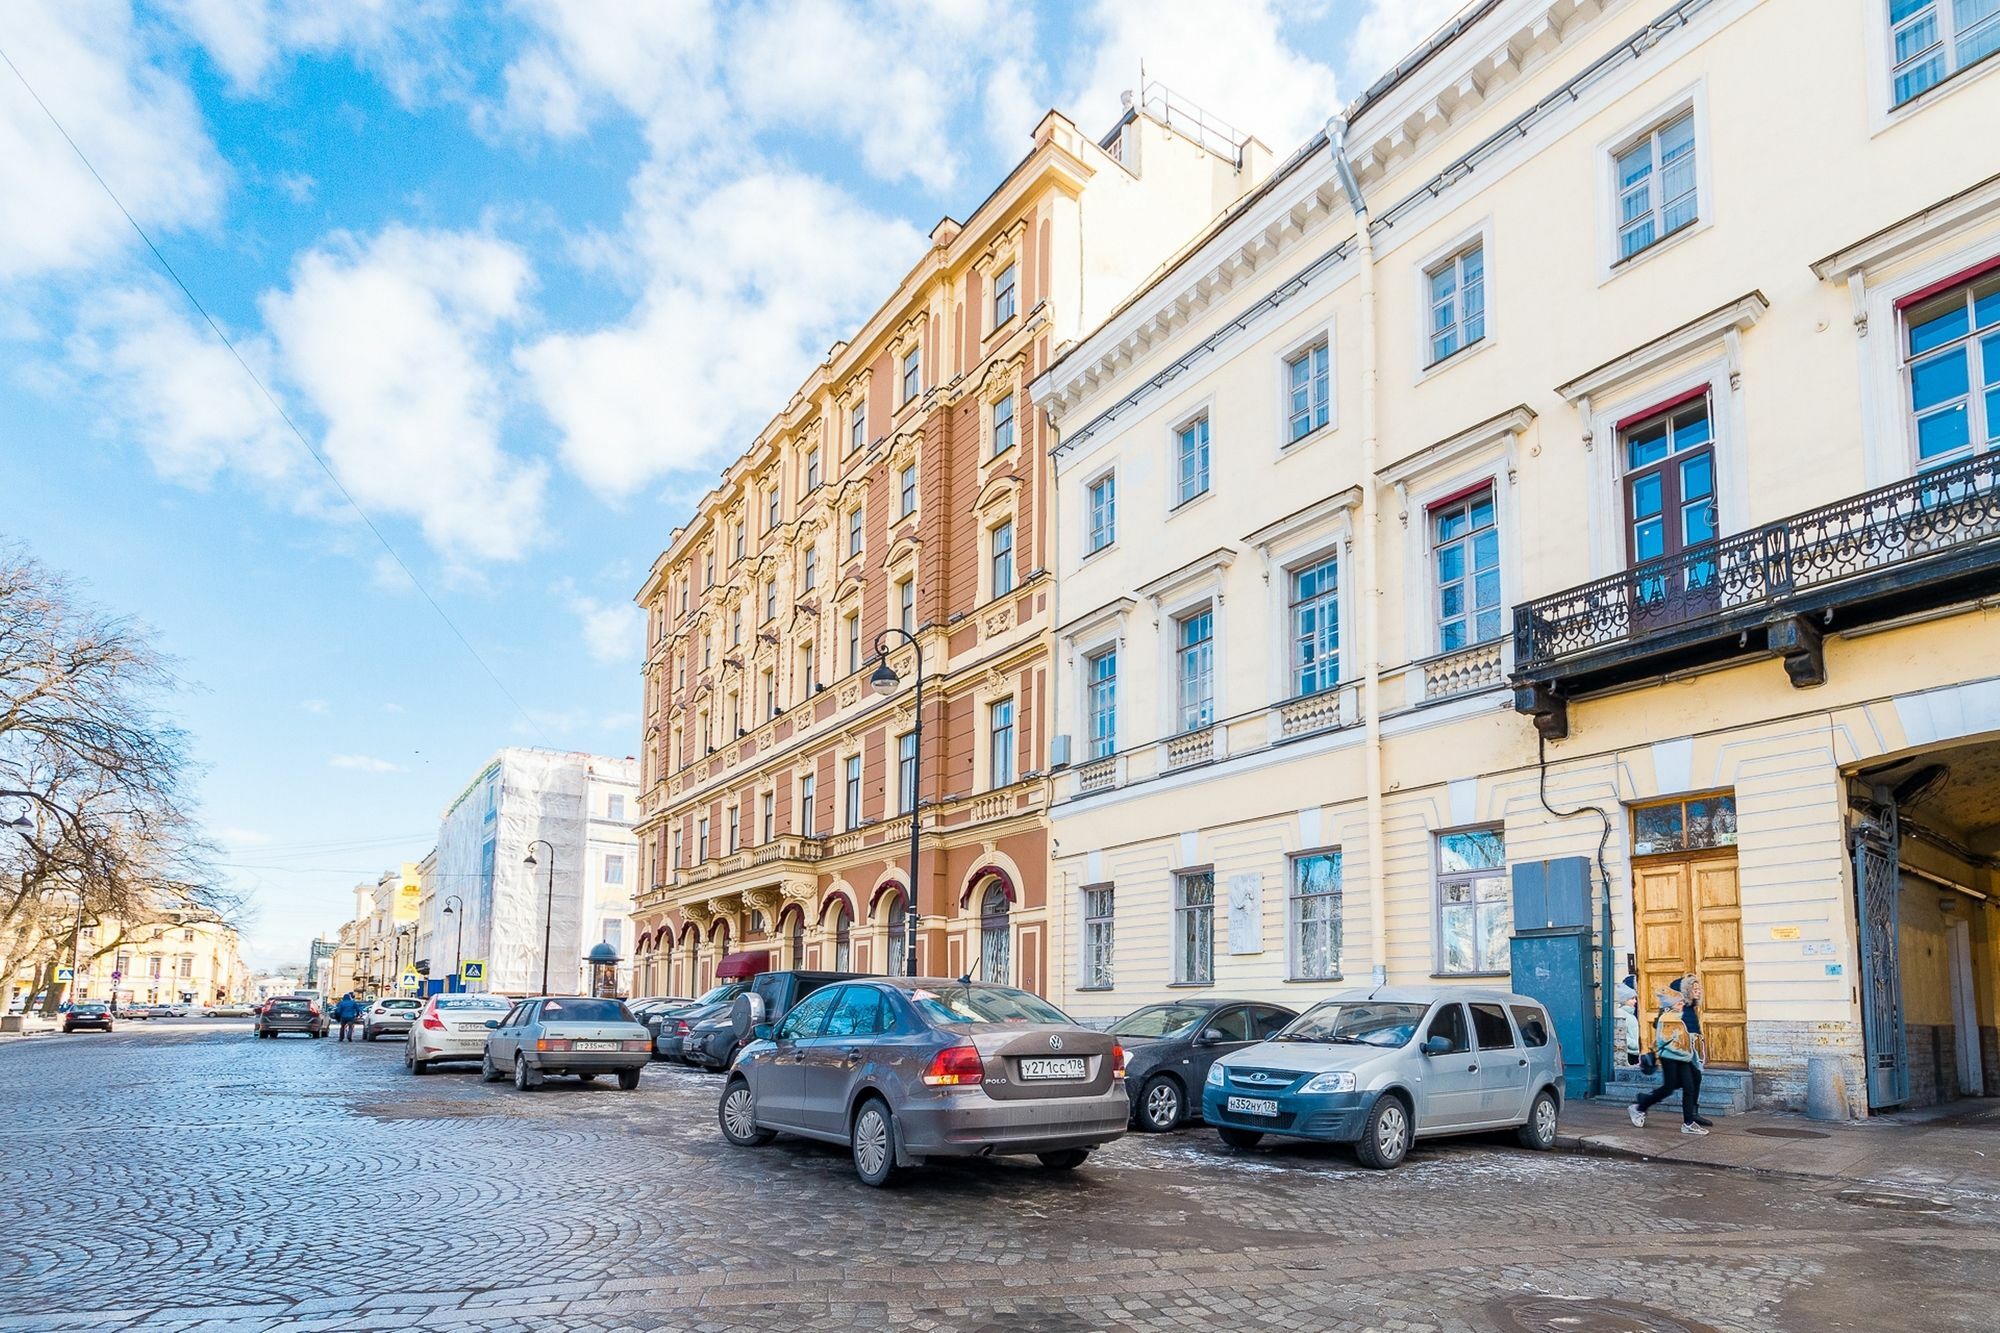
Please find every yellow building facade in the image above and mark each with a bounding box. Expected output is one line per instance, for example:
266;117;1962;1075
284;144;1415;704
72;912;248;1007
1034;0;2000;1113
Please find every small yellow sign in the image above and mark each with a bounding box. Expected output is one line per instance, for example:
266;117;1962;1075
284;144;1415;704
1770;925;1801;941
400;970;421;990
460;959;486;982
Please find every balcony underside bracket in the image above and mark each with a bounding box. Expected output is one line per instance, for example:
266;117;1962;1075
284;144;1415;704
1768;614;1826;689
1513;681;1568;741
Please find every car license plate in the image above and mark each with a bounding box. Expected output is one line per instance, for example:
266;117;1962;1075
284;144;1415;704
1226;1096;1279;1117
574;1040;617;1051
1019;1057;1086;1080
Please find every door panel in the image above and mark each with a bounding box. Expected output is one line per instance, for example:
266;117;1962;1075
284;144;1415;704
1633;854;1745;1070
1418;1002;1483;1131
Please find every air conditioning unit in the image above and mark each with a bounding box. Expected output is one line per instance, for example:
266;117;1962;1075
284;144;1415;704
1048;735;1072;770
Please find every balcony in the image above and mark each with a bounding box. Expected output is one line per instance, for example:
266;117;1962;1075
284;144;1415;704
1511;454;2000;739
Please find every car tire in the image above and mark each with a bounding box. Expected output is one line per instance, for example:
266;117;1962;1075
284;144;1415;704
1216;1126;1264;1150
513;1053;539;1092
719;1078;776;1146
1037;1149;1091;1170
617;1067;642;1091
1138;1074;1184;1132
480;1049;503;1083
850;1097;901;1188
411;1057;429;1075
1516;1089;1559;1151
1354;1094;1412;1170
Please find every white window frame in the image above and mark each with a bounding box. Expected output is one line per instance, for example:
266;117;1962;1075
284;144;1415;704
898;463;918;518
1429;485;1505;654
1085;469;1117;555
1286;551;1341;700
1080;884;1114;989
844;753;863;830
1084;644;1118;760
1172;602;1217;734
1172;868;1215;986
1279;327;1334;447
1433;826;1510;977
845;611;861;673
993;260;1019;328
896;732;917;813
1597;84;1712;280
848;400;867;455
1287;849;1343;982
988;697;1015;789
802;544;817;592
989;519;1015;599
991;391;1017;456
1868;0;2000;126
798;773;816;837
1173;410;1211;509
847;505;864;559
897;576;916;634
901;345;921;404
1898;262;2000;473
804;446;820;491
1414;218;1494;376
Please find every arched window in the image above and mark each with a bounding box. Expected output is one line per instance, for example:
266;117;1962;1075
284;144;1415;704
884;890;909;976
832;902;853;972
787;910;806;969
979;881;1010;983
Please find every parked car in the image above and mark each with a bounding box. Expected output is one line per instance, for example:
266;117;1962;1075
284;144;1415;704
720;978;1129;1187
256;995;328;1039
162;1003;191;1018
1108;1000;1297;1131
1201;986;1564;1170
655;982;751;1063
204;1002;253;1017
688;970;865;1070
63;1000;115;1033
128;1003;171;1020
362;997;423;1041
479;996;650;1090
405;992;515;1073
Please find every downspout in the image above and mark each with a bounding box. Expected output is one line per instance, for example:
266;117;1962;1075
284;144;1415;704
1046;413;1065;1003
1537;732;1614;1097
1328;114;1389;986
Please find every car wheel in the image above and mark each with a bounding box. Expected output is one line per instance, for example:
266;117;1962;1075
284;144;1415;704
513;1053;538;1091
1138;1074;1184;1132
480;1049;503;1083
1037;1149;1091;1170
1516;1089;1559;1151
1216;1126;1264;1150
850;1097;901;1188
411;1057;429;1075
617;1067;642;1091
719;1078;776;1146
1354;1094;1411;1170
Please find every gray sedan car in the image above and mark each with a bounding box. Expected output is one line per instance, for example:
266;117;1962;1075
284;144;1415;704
1201;986;1564;1169
719;979;1129;1187
479;996;652;1091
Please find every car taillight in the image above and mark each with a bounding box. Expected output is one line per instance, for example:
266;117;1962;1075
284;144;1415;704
1112;1043;1127;1080
306;1006;320;1017
922;1045;984;1086
536;1038;572;1052
621;1040;649;1052
421;1014;446;1030
674;1020;689;1034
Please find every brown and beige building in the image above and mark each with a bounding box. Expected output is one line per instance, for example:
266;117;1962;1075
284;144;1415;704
629;106;1266;997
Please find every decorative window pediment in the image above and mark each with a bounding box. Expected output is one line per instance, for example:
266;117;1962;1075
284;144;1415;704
1557;292;1766;446
1138;547;1237;609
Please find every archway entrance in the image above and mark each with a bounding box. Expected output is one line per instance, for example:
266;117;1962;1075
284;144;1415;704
978;882;1010;984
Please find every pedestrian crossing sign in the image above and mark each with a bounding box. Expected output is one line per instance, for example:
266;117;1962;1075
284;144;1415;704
460;960;485;982
400;970;420;990
56;966;75;981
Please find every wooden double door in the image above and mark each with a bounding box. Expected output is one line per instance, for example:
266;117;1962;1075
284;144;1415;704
1634;852;1747;1068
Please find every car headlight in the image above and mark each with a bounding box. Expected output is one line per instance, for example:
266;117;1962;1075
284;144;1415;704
1205;1063;1225;1087
1301;1071;1356;1094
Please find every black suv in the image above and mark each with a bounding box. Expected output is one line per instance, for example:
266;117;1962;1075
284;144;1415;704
686;970;865;1070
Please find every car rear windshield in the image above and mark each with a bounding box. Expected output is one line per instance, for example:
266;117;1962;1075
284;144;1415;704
378;999;421;1009
908;985;1072;1027
1108;1004;1210;1038
539;998;628;1023
1275;1002;1428;1048
435;995;511;1011
270;1000;310;1012
694;982;746;1005
73;1003;108;1013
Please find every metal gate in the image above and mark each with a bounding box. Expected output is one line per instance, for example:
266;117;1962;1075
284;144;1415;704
1852;795;1908;1109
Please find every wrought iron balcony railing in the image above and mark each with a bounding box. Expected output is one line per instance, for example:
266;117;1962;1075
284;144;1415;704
1512;453;2000;736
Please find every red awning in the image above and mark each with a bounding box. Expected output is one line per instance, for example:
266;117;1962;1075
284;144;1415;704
716;949;772;979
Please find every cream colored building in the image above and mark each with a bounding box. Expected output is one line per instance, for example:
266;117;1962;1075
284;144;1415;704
72;912;247;1006
1034;0;2000;1113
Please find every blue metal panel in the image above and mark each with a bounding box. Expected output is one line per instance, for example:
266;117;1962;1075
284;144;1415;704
1512;857;1593;931
1511;931;1596;1100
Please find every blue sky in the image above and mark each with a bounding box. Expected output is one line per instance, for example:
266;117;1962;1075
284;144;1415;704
1;0;1454;968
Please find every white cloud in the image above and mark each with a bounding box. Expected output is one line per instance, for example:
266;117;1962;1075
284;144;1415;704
487;0;725;149
299;698;329;714
329;753;403;773
520;170;923;497
380;702;405;714
1344;0;1471;94
163;0;462;101
0;1;226;281
558;580;642;667
259;226;548;563
1063;0;1342;156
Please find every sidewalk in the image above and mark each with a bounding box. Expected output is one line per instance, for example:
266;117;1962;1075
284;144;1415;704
1559;1093;2000;1198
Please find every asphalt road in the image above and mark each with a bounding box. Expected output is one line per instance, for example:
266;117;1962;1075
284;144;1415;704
1;1020;1994;1332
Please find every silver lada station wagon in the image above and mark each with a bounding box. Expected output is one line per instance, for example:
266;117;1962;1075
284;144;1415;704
1201;986;1563;1169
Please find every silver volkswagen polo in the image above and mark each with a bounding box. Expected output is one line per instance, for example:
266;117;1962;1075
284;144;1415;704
1200;986;1564;1169
718;978;1129;1187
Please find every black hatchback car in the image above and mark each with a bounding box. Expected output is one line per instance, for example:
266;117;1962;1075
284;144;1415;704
256;995;328;1038
63;1001;115;1033
1108;999;1297;1131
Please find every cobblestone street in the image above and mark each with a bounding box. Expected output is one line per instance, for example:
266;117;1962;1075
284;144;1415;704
2;1023;1995;1332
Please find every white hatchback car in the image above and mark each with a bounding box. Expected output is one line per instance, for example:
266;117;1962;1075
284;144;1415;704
405;992;514;1074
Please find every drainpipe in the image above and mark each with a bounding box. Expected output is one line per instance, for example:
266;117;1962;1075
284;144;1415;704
1046;413;1065;1002
1328;114;1388;987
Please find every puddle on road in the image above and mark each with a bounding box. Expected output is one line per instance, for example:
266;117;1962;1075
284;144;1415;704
1836;1187;1954;1214
1486;1295;1718;1333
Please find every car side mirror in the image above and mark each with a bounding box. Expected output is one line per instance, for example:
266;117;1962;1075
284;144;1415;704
1197;1028;1229;1046
1423;1035;1452;1056
484;1019;501;1030
752;1022;773;1042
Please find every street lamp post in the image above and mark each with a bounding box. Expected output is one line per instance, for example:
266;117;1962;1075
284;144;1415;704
441;895;464;991
523;839;556;995
869;629;923;978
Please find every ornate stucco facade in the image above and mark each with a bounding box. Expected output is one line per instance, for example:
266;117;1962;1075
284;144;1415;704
630;109;1266;998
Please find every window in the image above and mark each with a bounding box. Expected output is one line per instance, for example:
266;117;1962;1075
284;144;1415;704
178;955;193;978
847;506;863;558
1290;851;1342;980
1082;885;1114;989
704;552;715;587
1290;555;1339;697
607;793;626;821
1623;396;1716;611
845;612;861;673
990;521;1015;597
897;577;915;634
885;892;909;975
1632;793;1737;855
1286;340;1330;441
993;261;1018;326
989;698;1015;788
978;883;1010;982
1614;111;1698;262
1175;414;1210;506
696;818;709;862
1086;648;1117;759
901;345;920;403
844;754;862;829
1432;488;1501;651
1176;607;1215;732
798;643;815;696
764;578;777;622
1890;0;2000;104
1426;244;1486;364
898;464;917;517
604;854;625;885
777;986;838;1040
799;774;816;836
767;486;780;530
1086;473;1116;553
734;524;745;561
727;805;739;853
1424;1002;1470;1055
1436;829;1509;975
805;446;820;491
702;636;712;670
1903;268;2000;468
671;828;682;869
1471;1002;1516;1050
1510;1004;1551;1047
788;910;806;968
761;792;775;842
992;392;1016;456
680;581;689;615
825;985;889;1038
897;732;917;813
802;545;817;592
762;668;775;719
732;608;743;647
849;401;866;454
1173;870;1214;985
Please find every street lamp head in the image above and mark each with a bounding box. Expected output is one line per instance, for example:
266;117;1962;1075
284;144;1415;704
441;904;454;916
869;659;901;694
522;850;537;867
